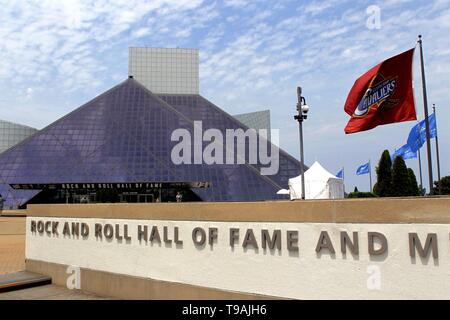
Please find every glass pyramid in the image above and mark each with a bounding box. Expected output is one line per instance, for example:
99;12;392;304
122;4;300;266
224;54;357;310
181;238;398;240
0;79;302;208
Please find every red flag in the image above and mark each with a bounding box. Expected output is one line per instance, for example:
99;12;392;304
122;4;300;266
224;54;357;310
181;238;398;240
344;48;416;134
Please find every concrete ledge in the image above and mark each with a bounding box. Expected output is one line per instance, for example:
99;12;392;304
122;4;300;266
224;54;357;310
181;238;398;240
27;197;450;224
25;259;275;300
1;210;27;217
0;271;51;293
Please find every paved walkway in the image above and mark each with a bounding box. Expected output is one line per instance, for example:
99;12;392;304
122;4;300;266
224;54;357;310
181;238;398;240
0;217;112;299
0;217;25;275
0;284;112;300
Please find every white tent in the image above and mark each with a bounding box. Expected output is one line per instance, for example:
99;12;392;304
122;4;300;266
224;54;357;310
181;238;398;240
289;161;344;200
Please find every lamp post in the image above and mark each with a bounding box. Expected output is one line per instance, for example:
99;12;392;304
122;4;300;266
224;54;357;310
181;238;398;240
294;87;309;200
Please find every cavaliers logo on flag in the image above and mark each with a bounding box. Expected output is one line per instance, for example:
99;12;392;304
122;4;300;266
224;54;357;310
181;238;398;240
344;48;416;134
353;76;397;117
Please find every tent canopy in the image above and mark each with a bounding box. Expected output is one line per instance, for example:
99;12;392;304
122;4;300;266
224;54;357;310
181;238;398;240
288;161;344;200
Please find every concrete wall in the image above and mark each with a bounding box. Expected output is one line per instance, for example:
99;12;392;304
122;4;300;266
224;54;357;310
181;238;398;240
0;217;26;274
25;198;450;299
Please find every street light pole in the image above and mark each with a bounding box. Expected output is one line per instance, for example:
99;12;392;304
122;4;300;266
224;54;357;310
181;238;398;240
294;87;309;200
298;108;305;200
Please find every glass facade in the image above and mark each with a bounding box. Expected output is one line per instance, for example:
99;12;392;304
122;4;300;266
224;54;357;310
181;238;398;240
233;110;271;141
0;119;37;154
129;48;199;94
0;120;39;209
0;79;302;208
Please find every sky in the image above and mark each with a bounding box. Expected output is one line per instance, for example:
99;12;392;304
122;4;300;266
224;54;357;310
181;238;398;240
0;0;449;193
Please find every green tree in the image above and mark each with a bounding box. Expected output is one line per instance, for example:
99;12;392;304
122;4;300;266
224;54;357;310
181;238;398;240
347;191;376;198
433;176;450;195
372;182;378;195
407;168;420;196
374;150;392;197
391;156;410;197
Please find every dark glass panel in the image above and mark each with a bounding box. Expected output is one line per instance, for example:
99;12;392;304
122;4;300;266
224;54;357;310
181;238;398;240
0;79;302;208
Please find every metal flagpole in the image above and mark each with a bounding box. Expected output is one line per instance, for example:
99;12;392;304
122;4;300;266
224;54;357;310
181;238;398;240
342;167;345;194
417;35;434;195
417;147;423;194
369;159;372;192
433;104;442;194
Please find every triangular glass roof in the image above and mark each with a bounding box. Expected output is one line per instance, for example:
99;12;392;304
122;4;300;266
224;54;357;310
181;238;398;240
0;79;302;208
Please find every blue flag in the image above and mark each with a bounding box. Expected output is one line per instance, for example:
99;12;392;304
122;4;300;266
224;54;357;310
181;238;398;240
407;113;437;152
356;162;370;175
336;169;344;179
391;144;417;161
428;113;437;139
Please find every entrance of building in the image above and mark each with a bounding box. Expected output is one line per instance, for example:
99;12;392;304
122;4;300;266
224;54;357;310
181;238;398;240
120;193;155;203
138;194;154;203
20;182;205;208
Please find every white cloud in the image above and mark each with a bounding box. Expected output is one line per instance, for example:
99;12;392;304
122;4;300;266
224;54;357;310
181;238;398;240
24;87;33;100
319;26;348;38
301;0;345;15
223;0;250;8
0;0;207;93
132;27;151;38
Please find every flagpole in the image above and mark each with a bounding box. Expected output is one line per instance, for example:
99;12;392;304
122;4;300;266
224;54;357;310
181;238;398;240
369;159;372;192
433;104;442;194
417;147;423;194
417;35;434;195
342;167;345;194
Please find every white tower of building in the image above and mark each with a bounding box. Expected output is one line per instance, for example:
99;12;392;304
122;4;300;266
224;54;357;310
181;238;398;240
128;47;199;94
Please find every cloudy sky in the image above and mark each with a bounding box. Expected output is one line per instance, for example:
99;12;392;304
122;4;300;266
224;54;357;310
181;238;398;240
1;0;449;192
